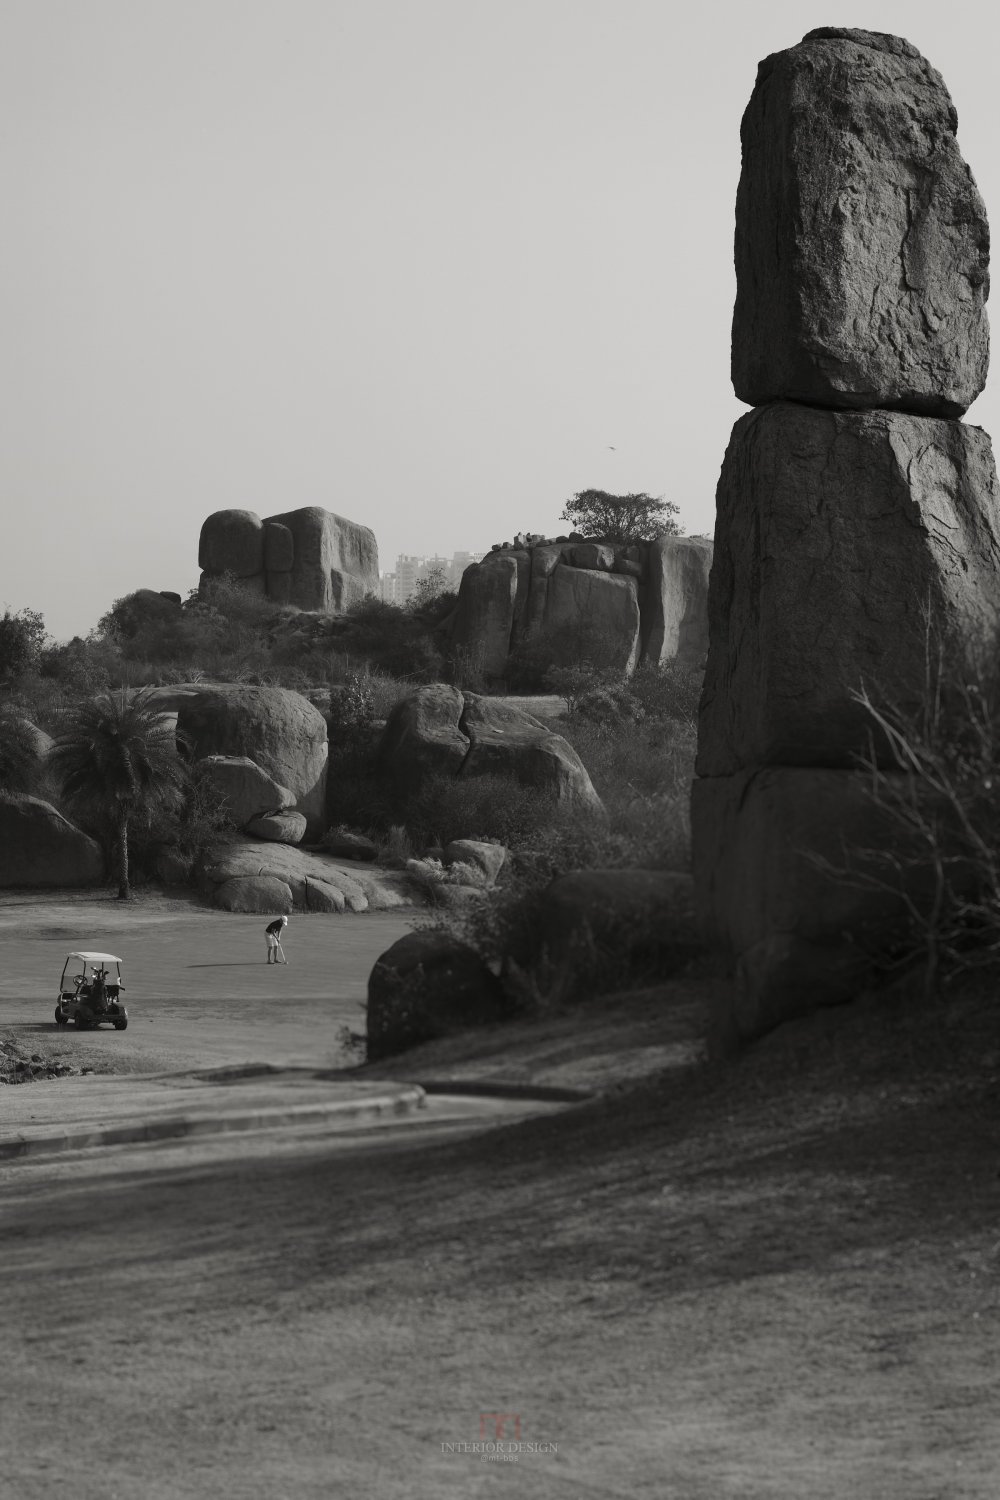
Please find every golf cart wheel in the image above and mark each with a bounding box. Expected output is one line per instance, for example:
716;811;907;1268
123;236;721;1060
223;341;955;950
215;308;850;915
55;1006;68;1026
113;1018;128;1031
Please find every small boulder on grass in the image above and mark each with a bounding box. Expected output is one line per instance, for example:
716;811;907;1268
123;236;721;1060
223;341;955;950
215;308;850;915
442;839;506;887
245;809;308;844
367;931;509;1060
305;877;347;913
322;829;379;862
214;875;294;913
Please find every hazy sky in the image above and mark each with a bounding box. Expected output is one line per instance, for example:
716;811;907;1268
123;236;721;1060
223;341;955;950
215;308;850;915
3;0;999;640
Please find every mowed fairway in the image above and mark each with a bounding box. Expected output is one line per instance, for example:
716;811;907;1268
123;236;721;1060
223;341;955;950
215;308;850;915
0;892;415;1072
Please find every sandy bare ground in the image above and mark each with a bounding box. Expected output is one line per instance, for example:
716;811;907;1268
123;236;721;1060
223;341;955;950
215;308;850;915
1;894;999;1496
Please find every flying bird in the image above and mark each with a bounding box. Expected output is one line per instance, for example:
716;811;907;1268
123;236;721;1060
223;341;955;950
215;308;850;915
607;445;616;451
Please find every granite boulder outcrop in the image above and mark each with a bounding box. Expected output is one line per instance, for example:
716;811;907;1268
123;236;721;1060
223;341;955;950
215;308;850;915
199;506;378;613
159;684;329;840
377;686;605;816
449;534;712;682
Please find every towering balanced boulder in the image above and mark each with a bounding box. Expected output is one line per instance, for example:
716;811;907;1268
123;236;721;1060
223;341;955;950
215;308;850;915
199;506;378;613
732;28;990;417
695;28;1000;1041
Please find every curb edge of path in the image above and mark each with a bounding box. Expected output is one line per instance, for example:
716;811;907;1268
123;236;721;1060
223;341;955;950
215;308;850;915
417;1079;592;1103
0;1084;427;1162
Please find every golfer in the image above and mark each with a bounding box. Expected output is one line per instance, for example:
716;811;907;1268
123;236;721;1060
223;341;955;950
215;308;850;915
265;915;289;964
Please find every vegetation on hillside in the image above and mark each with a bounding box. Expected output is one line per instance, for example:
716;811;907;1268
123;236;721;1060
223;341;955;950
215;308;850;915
0;579;458;732
1;575;703;927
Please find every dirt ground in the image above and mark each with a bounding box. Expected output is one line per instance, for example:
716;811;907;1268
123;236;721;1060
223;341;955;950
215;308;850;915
1;893;999;1496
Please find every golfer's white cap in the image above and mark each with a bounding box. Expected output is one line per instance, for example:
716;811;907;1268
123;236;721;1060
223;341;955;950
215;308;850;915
281;915;289;924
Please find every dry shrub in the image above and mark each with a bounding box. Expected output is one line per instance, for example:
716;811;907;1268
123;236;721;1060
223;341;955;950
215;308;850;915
845;653;1000;991
447;641;489;693
377;824;418;867
403;857;489;904
401;773;562;849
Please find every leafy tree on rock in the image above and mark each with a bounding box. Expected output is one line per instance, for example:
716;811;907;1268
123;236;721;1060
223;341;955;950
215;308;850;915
50;688;189;900
559;490;682;544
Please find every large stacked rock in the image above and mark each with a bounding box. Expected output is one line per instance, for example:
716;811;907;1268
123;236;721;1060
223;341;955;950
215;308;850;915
148;683;328;839
449;534;712;681
198;506;378;613
694;28;999;1041
378;685;605;817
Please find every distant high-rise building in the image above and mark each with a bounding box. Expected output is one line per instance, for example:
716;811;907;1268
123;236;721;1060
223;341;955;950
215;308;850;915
380;551;484;605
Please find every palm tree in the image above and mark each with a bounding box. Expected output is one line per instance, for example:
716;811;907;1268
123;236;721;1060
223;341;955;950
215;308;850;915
50;688;189;900
0;713;42;795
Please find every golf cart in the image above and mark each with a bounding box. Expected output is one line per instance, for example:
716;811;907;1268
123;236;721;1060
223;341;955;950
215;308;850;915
55;952;128;1031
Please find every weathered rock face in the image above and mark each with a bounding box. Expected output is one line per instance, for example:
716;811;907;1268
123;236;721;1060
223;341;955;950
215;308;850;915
376;686;605;817
541;566;641;674
304;877;347;913
118;589;185;632
194;755;296;829
460;694;606;815
198;509;264;577
198;506;378;613
245;809;308;845
171;685;328;838
214;874;294;914
0;797;104;888
262;507;379;612
569;542;615;571
377;683;469;797
692;769;950;1038
643;536;713;671
198;838;418;913
449;556;518;676
450;535;712;681
263;521;294;573
698;403;1000;776
732;27;990;417
367;931;509;1060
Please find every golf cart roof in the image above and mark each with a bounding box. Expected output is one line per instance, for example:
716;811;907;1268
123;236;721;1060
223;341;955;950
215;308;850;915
67;952;122;964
